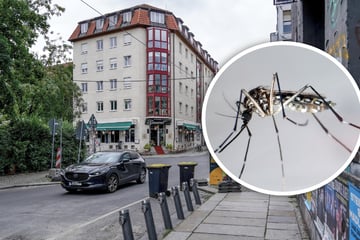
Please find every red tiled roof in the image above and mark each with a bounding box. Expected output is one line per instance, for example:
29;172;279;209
87;21;95;36
69;25;80;41
131;9;150;25
166;14;178;31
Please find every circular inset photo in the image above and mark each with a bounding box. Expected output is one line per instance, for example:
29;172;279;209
202;42;360;195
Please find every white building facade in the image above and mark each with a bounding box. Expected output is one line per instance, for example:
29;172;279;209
69;4;218;153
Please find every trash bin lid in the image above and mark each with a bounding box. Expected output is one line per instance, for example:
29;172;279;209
147;163;172;169
177;161;198;166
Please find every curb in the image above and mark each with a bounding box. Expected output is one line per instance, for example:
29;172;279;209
0;181;61;190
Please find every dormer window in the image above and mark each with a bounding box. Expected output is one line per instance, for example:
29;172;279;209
80;22;88;35
95;18;104;32
150;11;165;24
122;11;132;24
108;14;118;29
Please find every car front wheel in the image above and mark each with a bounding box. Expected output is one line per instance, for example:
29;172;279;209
107;174;119;193
136;168;146;184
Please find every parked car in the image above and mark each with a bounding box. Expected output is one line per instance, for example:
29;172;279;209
60;151;146;193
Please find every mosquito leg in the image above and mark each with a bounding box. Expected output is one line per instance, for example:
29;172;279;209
274;73;308;126
239;126;252;179
214;90;243;153
217;125;246;153
312;113;352;153
308;85;360;130
272;115;285;178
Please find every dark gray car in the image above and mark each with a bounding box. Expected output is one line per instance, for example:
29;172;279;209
60;151;146;193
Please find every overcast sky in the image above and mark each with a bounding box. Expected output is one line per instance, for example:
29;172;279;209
203;42;360;195
32;0;277;65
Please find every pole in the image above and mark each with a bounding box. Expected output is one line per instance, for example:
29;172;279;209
51;119;56;169
141;199;157;240
171;186;184;219
119;209;134;240
158;192;173;230
77;121;84;163
59;119;63;169
183;182;194;212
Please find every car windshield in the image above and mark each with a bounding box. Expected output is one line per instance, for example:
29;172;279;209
83;152;120;164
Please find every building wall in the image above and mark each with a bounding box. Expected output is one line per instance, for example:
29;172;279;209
70;4;218;153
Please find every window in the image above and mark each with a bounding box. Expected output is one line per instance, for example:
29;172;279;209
80;22;88;34
123;77;131;89
97;101;104;112
185;48;188;58
125;127;135;142
110;79;117;90
124;55;131;67
97;81;103;91
110;37;117;48
81;83;88;93
110;58;117;69
150;11;165;24
179;102;182;113
108;15;118;28
122;11;132;24
185;85;188;95
179;82;183;93
95;18;104;31
96;60;104;72
110;100;117;111
179;42;182;54
124;99;132;110
96;40;103;51
81;63;88;74
283;10;292;34
81;103;88;113
124;33;131;45
179;62;182;74
191;106;194;116
185;104;189;115
148;96;153;115
191;53;194;63
147;27;168;49
191;88;194;98
81;43;88;54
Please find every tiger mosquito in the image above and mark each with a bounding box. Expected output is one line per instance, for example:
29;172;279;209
214;72;360;180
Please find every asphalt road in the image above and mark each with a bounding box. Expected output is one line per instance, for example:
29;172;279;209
0;152;210;240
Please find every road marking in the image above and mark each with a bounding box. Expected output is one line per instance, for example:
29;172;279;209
47;196;149;240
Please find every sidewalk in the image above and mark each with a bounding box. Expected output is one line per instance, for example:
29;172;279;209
164;190;309;240
0;170;57;190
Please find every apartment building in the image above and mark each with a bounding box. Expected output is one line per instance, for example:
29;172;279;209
69;4;218;153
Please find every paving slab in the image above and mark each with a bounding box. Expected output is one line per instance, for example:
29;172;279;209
194;223;265;238
188;232;263;240
204;215;266;227
163;190;308;240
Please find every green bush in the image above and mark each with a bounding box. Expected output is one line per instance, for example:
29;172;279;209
0;117;86;175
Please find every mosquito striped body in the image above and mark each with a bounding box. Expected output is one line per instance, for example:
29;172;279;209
215;72;360;180
244;86;335;118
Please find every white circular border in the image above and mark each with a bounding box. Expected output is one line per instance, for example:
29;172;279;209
202;41;360;196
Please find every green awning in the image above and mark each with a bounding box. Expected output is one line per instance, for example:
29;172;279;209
183;123;198;130
96;121;132;131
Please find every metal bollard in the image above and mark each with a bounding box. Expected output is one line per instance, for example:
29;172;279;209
119;209;134;240
171;186;185;219
158;192;173;229
182;182;194;212
191;179;202;205
142;199;157;240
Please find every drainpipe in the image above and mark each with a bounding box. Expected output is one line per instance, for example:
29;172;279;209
172;33;176;150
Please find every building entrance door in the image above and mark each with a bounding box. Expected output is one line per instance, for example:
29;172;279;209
150;124;165;146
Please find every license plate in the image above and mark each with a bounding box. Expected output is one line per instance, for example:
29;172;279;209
70;181;82;186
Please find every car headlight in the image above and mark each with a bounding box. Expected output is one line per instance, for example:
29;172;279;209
89;169;108;177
